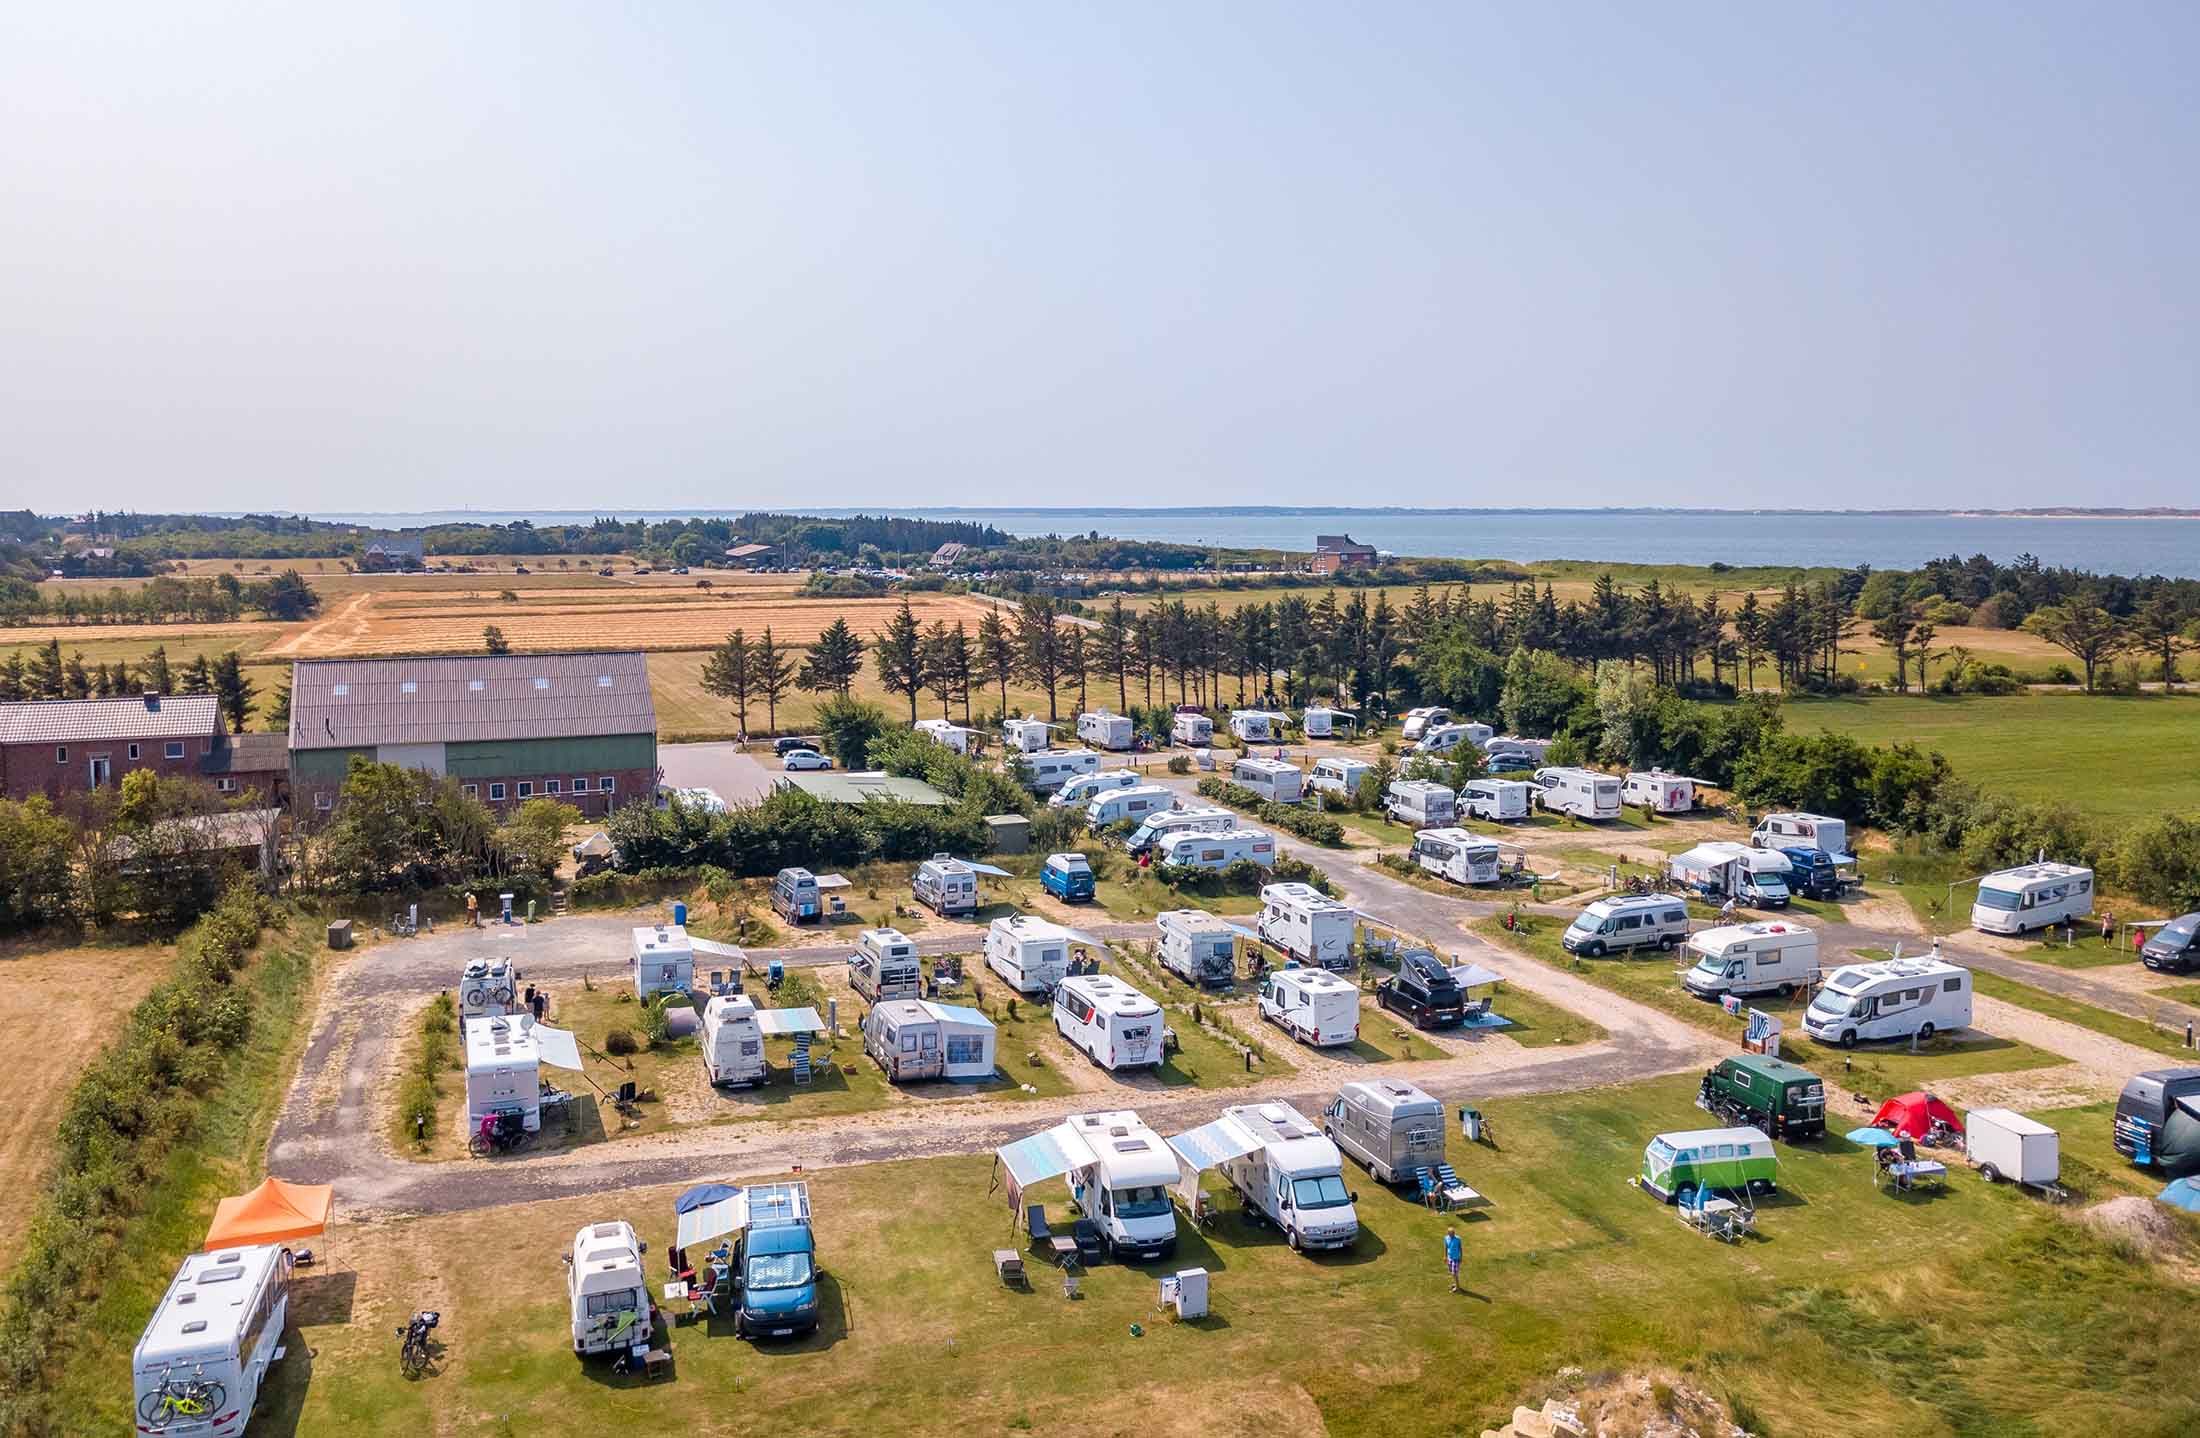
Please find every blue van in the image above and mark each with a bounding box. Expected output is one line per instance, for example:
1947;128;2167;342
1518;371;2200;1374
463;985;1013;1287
1040;852;1096;904
735;1183;819;1340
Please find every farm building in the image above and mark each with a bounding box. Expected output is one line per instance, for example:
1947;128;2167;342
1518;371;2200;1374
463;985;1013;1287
1310;534;1378;575
0;693;282;803
775;770;950;807
723;542;775;567
359;535;425;571
287;652;657;817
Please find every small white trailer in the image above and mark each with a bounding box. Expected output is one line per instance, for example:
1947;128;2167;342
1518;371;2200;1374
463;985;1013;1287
567;1219;652;1357
1965;1107;2061;1190
464;1013;542;1133
1077;710;1135;751
1400;707;1450;741
1300;705;1355;739
1053;973;1166;1070
1002;717;1055;753
1532;766;1621;821
985;915;1080;993
1623;770;1696;814
850;927;921;1004
912;855;981;915
1258;967;1360;1046
1383;778;1456;828
1971;862;2094;936
1047;765;1138;808
1154;827;1275;871
1171;710;1214;746
459;955;523;1019
134;1243;294;1433
1127;805;1235;854
1087;783;1175;828
864;998;997;1082
914;718;980;755
1309;756;1374;800
1750;812;1850;858
1156;908;1242;986
1259;882;1355;970
1231;756;1303;804
1459;777;1532;822
702;994;766;1086
1229;709;1291;742
632;924;695;1000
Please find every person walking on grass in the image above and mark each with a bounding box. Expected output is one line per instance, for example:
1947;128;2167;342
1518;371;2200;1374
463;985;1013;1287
1444;1226;1463;1293
2102;911;2117;948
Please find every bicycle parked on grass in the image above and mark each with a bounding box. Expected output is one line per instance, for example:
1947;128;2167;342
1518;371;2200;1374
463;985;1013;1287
468;1110;534;1157
397;1310;441;1376
137;1370;226;1428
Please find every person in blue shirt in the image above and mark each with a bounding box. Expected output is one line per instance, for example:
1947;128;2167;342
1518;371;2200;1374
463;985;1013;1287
1444;1227;1463;1293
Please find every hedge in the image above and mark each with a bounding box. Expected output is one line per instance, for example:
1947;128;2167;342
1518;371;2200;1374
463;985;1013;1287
1195;777;1346;846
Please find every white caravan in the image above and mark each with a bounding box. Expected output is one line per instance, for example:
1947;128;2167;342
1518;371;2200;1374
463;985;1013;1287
567;1220;652;1357
985;915;1077;993
1076;710;1135;751
464;1014;542;1133
1087;784;1175;828
1259;968;1360;1046
1532;766;1622;821
1669;841;1794;908
133;1243;294;1437
1229;709;1291;742
1680;920;1822;999
1053;974;1166;1070
1309;756;1374;800
1411;828;1512;886
1750;812;1850;858
459;955;523;1020
1803;957;1973;1048
850;927;921;1004
1623;770;1696;814
863;998;996;1082
1416;721;1491;756
914;718;979;755
1231;756;1303;804
1171;711;1214;746
631;924;694;1000
1179;1102;1360;1251
1157;909;1240;987
1259;882;1356;970
1459;778;1532;822
1972;863;2095;936
701;994;768;1086
1400;707;1451;741
1050;767;1141;809
1002;717;1055;753
1300;705;1355;739
1383;778;1456;829
1022;748;1102;793
1126;806;1235;855
912;855;981;915
1155;827;1275;871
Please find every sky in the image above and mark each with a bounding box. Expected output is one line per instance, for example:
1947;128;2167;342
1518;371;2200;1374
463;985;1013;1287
3;2;2196;514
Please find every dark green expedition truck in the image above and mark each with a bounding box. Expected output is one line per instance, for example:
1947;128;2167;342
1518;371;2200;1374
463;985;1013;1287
1697;1053;1826;1140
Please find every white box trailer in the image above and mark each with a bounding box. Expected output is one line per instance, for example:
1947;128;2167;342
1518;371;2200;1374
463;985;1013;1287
1077;710;1135;751
1383;778;1456;828
1751;812;1849;858
1459;778;1532;822
1965;1107;2060;1187
1400;707;1450;741
464;1014;542;1133
1155;827;1275;871
1259;967;1360;1046
632;924;695;1000
1088;783;1175;828
1002;717;1055;753
1680;920;1821;999
133;1243;294;1435
1259;882;1355;970
1229;709;1290;742
1172;710;1214;746
1232;756;1303;804
1309;756;1373;799
1532;767;1621;821
985;915;1077;993
1127;806;1235;854
1623;770;1696;813
1053;973;1166;1070
1803;957;1973;1048
1410;827;1514;886
1971;862;2094;936
1157;908;1241;986
850;927;921;1004
1416;721;1490;755
567;1219;652;1357
1049;766;1139;808
1300;705;1355;739
864;998;997;1082
914;718;980;755
1173;1102;1359;1251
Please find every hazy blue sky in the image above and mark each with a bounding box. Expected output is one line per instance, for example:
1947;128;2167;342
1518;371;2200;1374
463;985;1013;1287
4;3;2195;513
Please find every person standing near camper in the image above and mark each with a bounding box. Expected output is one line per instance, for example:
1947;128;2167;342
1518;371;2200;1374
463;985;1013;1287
2102;911;2116;947
466;891;479;928
1444;1226;1463;1293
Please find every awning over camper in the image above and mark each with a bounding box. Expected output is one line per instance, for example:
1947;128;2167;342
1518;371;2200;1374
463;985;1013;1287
1448;963;1505;990
204;1176;333;1251
754;1006;826;1037
1167;1117;1263;1174
675;1193;750;1252
927;1003;995;1029
528;1023;586;1071
1224;923;1264;943
996;1121;1097;1191
813;872;851;890
967;862;1013;878
1058;927;1114;950
690;937;747;962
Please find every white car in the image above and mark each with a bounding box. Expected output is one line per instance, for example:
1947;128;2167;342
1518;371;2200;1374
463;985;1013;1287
782;750;834;771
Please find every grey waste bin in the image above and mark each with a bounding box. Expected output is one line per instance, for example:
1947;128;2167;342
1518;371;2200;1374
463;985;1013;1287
327;919;353;950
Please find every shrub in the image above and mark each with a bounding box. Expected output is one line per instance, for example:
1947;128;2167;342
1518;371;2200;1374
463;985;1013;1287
1194;777;1345;846
604;1028;640;1056
1166;754;1192;775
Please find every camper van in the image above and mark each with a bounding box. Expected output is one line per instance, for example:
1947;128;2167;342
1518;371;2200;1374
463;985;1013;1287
1087;784;1174;829
464;1014;542;1134
1383;778;1457;829
1205;1102;1360;1251
701;994;766;1087
1309;756;1374;800
1053;974;1166;1071
1623;770;1695;813
1326;1079;1448;1184
1459;778;1532;822
1374;948;1468;1028
1401;706;1452;741
1157;908;1240;986
912;855;980;916
1416;721;1491;756
1051;767;1141;809
1126;806;1235;855
1680;921;1821;999
863;998;997;1082
1409;828;1515;887
1077;710;1135;751
1751;812;1850;858
1063;1111;1182;1260
459;956;522;1020
133;1243;294;1436
771;866;823;924
1154;827;1275;872
1231;756;1304;804
985;915;1077;993
1040;851;1097;902
1561;894;1691;957
566;1220;652;1357
631;924;694;999
1638;1127;1779;1203
1229;709;1290;743
1971;862;2094;936
1803;957;1973;1048
1532;767;1622;821
1698;1055;1827;1141
1259;882;1356;970
1484;736;1550;769
2112;1068;2200;1168
850;927;921;1004
730;1183;819;1341
1171;710;1214;746
1300;705;1355;739
1669;842;1792;908
1022;748;1103;793
914;718;979;755
1259;967;1360;1046
1002;717;1054;753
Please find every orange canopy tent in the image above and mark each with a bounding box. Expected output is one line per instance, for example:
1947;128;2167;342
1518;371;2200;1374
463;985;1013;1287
203;1177;333;1251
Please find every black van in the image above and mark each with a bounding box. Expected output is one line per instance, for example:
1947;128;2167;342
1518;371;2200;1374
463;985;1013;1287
774;735;824;757
1375;950;1467;1029
2142;914;2200;973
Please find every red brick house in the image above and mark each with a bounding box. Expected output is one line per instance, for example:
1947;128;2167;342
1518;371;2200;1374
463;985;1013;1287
0;693;236;801
1310;534;1379;575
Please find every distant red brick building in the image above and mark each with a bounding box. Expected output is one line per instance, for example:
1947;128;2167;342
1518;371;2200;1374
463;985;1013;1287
1310;534;1378;575
0;693;284;803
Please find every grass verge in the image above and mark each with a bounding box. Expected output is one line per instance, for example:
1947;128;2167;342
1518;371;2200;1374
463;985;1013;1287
1968;970;2200;1061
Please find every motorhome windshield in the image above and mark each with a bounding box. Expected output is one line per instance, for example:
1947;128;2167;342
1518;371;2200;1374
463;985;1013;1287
1113;1185;1173;1219
1690;953;1729;975
1292;1175;1352;1209
1975;886;2023;911
1808;991;1864;1019
745;1252;814;1291
1568;911;1609;935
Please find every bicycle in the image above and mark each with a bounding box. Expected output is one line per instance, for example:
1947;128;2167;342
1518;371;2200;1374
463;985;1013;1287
397;1309;441;1376
137;1371;226;1428
468;1110;535;1157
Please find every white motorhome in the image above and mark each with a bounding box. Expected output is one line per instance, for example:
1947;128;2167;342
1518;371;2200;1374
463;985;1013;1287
1002;717;1055;753
1157;908;1240;987
464;1013;542;1134
1155;827;1275;871
1383;778;1456;828
1325;1079;1447;1185
1400;707;1451;741
1416;721;1491;756
1750;812;1850;858
1309;756;1374;800
1300;705;1355;739
1126;806;1235;855
631;924;694;1000
1533;766;1621;820
1171;710;1214;746
567;1220;652;1357
701;994;767;1087
1623;770;1696;814
1972;863;2095;936
914;718;980;755
1077;710;1135;751
1229;709;1291;742
998;1111;1182;1261
985;915;1076;993
1459;777;1532;822
912;855;980;915
850;927;921;1004
1088;783;1175;828
1803;957;1973;1048
1562;894;1692;956
1231;756;1303;804
459;955;523;1020
1259;882;1356;969
1050;767;1141;809
1669;842;1793;908
1022;748;1102;793
1410;827;1513;886
1187;1102;1360;1251
863;998;996;1082
1053;974;1166;1070
133;1243;294;1436
1259;967;1360;1046
1681;921;1822;999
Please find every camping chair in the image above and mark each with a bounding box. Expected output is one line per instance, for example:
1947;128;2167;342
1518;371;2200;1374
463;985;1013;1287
1429;1164;1484;1211
992;1250;1027;1288
1062;1268;1082;1300
1026;1205;1052;1244
1072;1219;1106;1267
1413;1167;1440;1207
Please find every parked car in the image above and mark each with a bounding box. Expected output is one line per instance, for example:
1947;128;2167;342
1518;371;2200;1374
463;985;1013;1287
2142;913;2200;973
782;750;834;771
1373;950;1467;1029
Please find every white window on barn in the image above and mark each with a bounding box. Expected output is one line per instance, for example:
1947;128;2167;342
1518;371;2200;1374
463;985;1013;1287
600;777;615;794
571;777;590;793
545;780;560;795
517;782;533;798
55;747;66;763
128;744;140;760
165;741;184;759
462;784;477;798
489;783;506;801
314;791;332;810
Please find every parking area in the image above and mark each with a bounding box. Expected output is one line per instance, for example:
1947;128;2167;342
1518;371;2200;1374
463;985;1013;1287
657;740;780;807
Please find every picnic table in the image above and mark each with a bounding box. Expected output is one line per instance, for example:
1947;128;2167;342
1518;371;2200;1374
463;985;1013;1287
1877;1158;1948;1193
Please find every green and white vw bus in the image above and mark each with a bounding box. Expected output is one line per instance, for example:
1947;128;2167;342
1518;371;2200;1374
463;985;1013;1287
1638;1126;1778;1203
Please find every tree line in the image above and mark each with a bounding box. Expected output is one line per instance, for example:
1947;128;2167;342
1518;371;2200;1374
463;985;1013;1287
0;569;319;627
0;640;263;731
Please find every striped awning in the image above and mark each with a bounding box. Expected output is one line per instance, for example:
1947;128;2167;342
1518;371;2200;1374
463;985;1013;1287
996;1122;1097;1190
755;1006;825;1037
1167;1117;1262;1175
675;1194;748;1252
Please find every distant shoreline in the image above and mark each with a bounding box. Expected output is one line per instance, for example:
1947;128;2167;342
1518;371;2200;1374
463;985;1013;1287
274;505;2200;521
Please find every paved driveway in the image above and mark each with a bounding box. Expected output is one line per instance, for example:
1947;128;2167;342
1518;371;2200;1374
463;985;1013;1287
658;741;779;807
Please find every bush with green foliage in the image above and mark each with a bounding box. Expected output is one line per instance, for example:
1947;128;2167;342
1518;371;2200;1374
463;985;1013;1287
1194;777;1345;846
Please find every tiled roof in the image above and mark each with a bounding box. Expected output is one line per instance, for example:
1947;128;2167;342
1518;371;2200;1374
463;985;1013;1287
200;731;291;774
0;693;222;744
289;652;656;750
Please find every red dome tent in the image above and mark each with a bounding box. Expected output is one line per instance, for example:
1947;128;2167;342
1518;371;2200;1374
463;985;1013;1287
1872;1092;1962;1142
